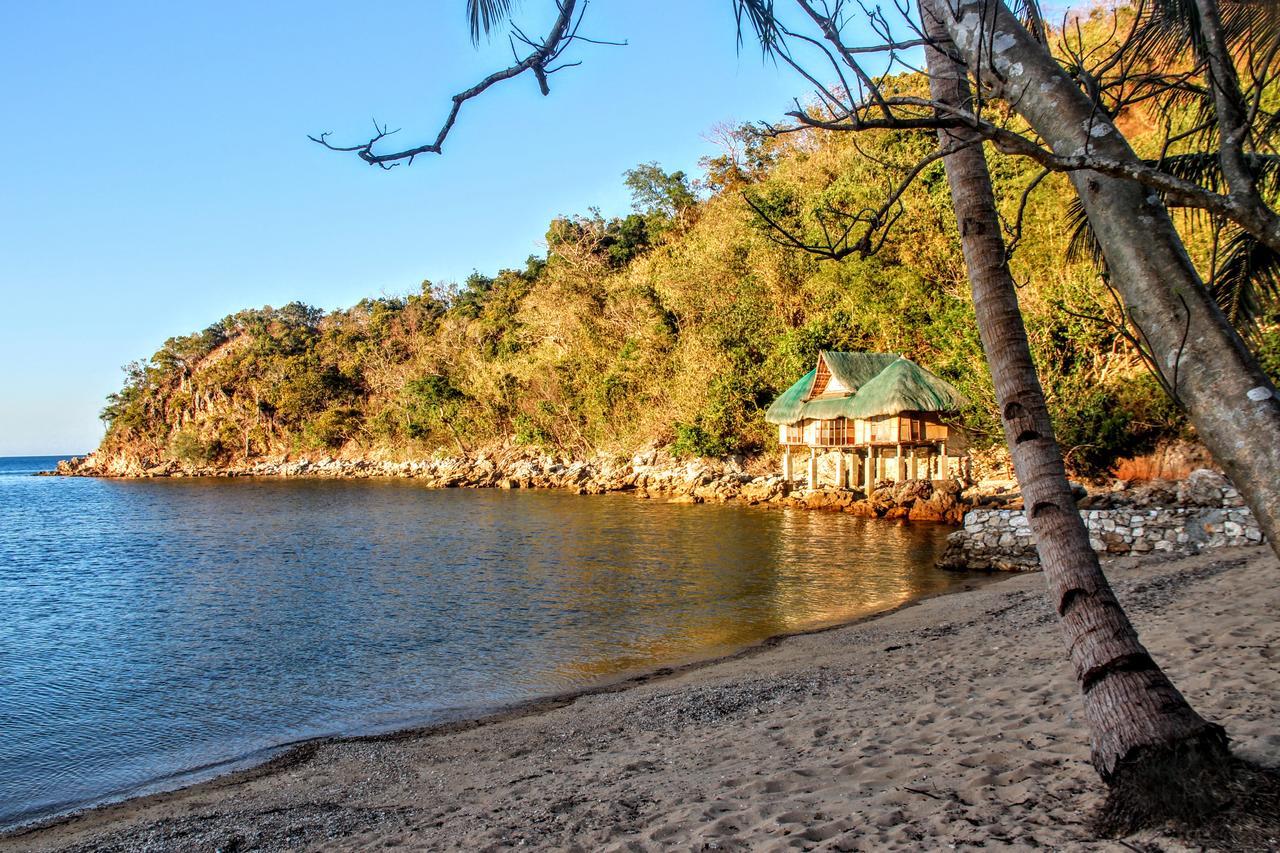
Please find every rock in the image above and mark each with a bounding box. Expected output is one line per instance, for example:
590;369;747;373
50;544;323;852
933;478;963;496
740;480;781;504
845;500;880;518
907;503;946;522
892;480;932;506
1178;468;1229;507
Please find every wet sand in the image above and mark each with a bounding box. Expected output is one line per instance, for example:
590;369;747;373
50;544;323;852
4;547;1277;852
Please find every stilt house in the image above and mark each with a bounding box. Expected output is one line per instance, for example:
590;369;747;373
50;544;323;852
765;352;969;489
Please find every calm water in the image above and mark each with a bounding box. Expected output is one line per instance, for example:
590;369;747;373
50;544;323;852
0;455;981;828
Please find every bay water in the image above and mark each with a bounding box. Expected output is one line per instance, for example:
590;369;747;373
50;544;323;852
0;455;980;828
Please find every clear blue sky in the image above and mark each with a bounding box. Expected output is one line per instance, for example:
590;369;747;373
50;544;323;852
0;0;1077;456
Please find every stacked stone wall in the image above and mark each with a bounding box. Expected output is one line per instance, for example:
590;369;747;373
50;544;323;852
940;504;1263;572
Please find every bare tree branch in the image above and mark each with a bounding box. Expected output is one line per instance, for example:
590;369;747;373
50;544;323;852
310;0;592;168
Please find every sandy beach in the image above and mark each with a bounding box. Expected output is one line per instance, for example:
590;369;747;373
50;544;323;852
4;546;1276;852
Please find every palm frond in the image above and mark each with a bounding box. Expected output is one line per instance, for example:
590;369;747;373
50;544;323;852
1065;197;1108;271
1259;108;1280;148
1067;195;1279;335
1133;0;1200;57
1007;0;1049;43
467;0;518;45
1156;151;1280;195
733;0;783;57
1212;227;1280;332
1133;0;1280;59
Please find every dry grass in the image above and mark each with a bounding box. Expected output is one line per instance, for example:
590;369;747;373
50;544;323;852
1112;440;1215;482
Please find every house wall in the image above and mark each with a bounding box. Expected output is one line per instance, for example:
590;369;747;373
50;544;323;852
778;414;969;487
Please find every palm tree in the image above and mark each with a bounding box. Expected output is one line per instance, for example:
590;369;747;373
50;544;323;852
915;0;1232;824
1066;0;1280;336
733;0;1234;823
929;0;1280;561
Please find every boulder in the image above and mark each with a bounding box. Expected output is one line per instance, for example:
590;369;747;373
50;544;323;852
893;480;933;506
1178;468;1229;507
845;500;881;517
740;479;782;504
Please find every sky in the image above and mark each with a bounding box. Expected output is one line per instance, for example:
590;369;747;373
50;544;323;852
0;0;1078;456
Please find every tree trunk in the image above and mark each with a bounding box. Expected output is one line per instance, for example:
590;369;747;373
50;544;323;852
932;0;1280;560
921;0;1228;800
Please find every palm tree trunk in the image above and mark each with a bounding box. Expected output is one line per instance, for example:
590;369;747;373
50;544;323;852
932;0;1280;561
921;0;1228;808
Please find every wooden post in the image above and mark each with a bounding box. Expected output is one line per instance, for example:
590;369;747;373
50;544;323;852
782;446;792;481
939;441;949;479
896;443;905;481
864;448;874;490
807;448;818;490
836;451;846;490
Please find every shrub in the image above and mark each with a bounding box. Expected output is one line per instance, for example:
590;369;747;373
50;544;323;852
169;429;222;466
301;409;361;450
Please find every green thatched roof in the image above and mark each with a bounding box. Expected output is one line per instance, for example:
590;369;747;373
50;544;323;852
763;368;818;425
764;352;966;425
819;351;900;391
845;357;967;417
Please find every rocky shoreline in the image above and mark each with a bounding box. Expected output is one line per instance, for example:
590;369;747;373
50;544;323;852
52;449;985;523
53;451;1265;572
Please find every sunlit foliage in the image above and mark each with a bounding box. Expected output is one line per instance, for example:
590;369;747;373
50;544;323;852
99;83;1277;474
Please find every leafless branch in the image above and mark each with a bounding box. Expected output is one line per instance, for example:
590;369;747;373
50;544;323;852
310;0;619;168
742;136;976;260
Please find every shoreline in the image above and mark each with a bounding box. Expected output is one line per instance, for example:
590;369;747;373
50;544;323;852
0;572;1007;839
6;545;1276;851
48;449;991;523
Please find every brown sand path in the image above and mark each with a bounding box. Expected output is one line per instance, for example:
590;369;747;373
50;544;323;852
4;547;1277;851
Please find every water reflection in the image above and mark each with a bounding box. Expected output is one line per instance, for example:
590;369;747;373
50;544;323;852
0;468;984;827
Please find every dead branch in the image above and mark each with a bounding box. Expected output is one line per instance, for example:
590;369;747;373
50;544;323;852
310;0;603;168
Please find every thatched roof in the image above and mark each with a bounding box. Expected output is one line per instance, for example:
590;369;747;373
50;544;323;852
815;352;899;393
764;351;966;425
764;368;818;425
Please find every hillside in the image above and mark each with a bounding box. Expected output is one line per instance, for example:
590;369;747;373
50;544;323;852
93;63;1275;476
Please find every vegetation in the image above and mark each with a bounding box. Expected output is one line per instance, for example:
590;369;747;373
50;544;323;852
98;112;1275;472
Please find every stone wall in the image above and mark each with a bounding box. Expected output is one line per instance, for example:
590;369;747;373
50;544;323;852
939;469;1263;571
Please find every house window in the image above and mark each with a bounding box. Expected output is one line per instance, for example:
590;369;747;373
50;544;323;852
783;424;803;444
816;418;848;446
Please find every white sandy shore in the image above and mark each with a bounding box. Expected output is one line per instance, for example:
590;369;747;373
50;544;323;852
4;547;1277;852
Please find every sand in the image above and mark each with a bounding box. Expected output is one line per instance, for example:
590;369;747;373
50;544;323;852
4;546;1277;852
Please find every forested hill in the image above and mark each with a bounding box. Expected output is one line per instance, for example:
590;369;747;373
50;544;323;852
95;66;1277;476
